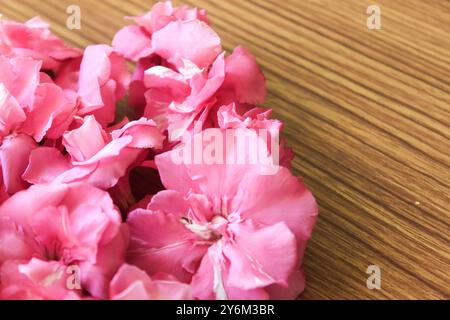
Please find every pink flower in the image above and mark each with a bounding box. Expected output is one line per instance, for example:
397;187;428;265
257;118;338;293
0;55;77;142
24;115;165;190
0;17;81;71
140;46;266;142
110;264;192;300
0;183;127;299
126;128;317;299
112;1;209;62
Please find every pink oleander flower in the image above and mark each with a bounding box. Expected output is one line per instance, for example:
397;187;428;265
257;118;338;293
141;45;266;142
0;183;128;299
112;1;266;142
23;115;165;190
126;128;317;299
0;54;78;142
0;17;81;71
0;54;78;197
110;264;192;300
112;1;209;62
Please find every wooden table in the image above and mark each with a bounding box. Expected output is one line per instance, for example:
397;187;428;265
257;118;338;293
1;0;449;299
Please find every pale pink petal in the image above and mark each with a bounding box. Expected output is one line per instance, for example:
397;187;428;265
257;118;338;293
0;56;41;109
144;66;190;100
111;117;165;149
151;20;221;69
112;25;152;61
63;115;109;162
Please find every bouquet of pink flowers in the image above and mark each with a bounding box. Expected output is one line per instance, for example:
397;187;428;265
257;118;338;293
0;1;317;300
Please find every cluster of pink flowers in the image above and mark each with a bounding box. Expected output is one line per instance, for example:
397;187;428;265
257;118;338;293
0;1;317;300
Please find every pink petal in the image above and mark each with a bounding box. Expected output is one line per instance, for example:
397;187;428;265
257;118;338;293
266;268;306;299
110;264;192;300
152;19;221;69
144;66;190;100
231;167;318;242
0;17;81;70
79;225;128;299
191;244;269;300
111;117;165;149
126;208;208;282
0;217;35;264
0;134;37;194
224;220;297;290
20;82;76;142
112;25;152;61
0;259;81;300
77;45;130;126
222;46;266;105
0;56;41;109
63;115;109;162
0;83;26;137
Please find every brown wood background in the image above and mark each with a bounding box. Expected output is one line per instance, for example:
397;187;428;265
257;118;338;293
1;0;449;299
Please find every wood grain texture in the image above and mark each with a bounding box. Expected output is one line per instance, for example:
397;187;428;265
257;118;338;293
1;0;448;299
